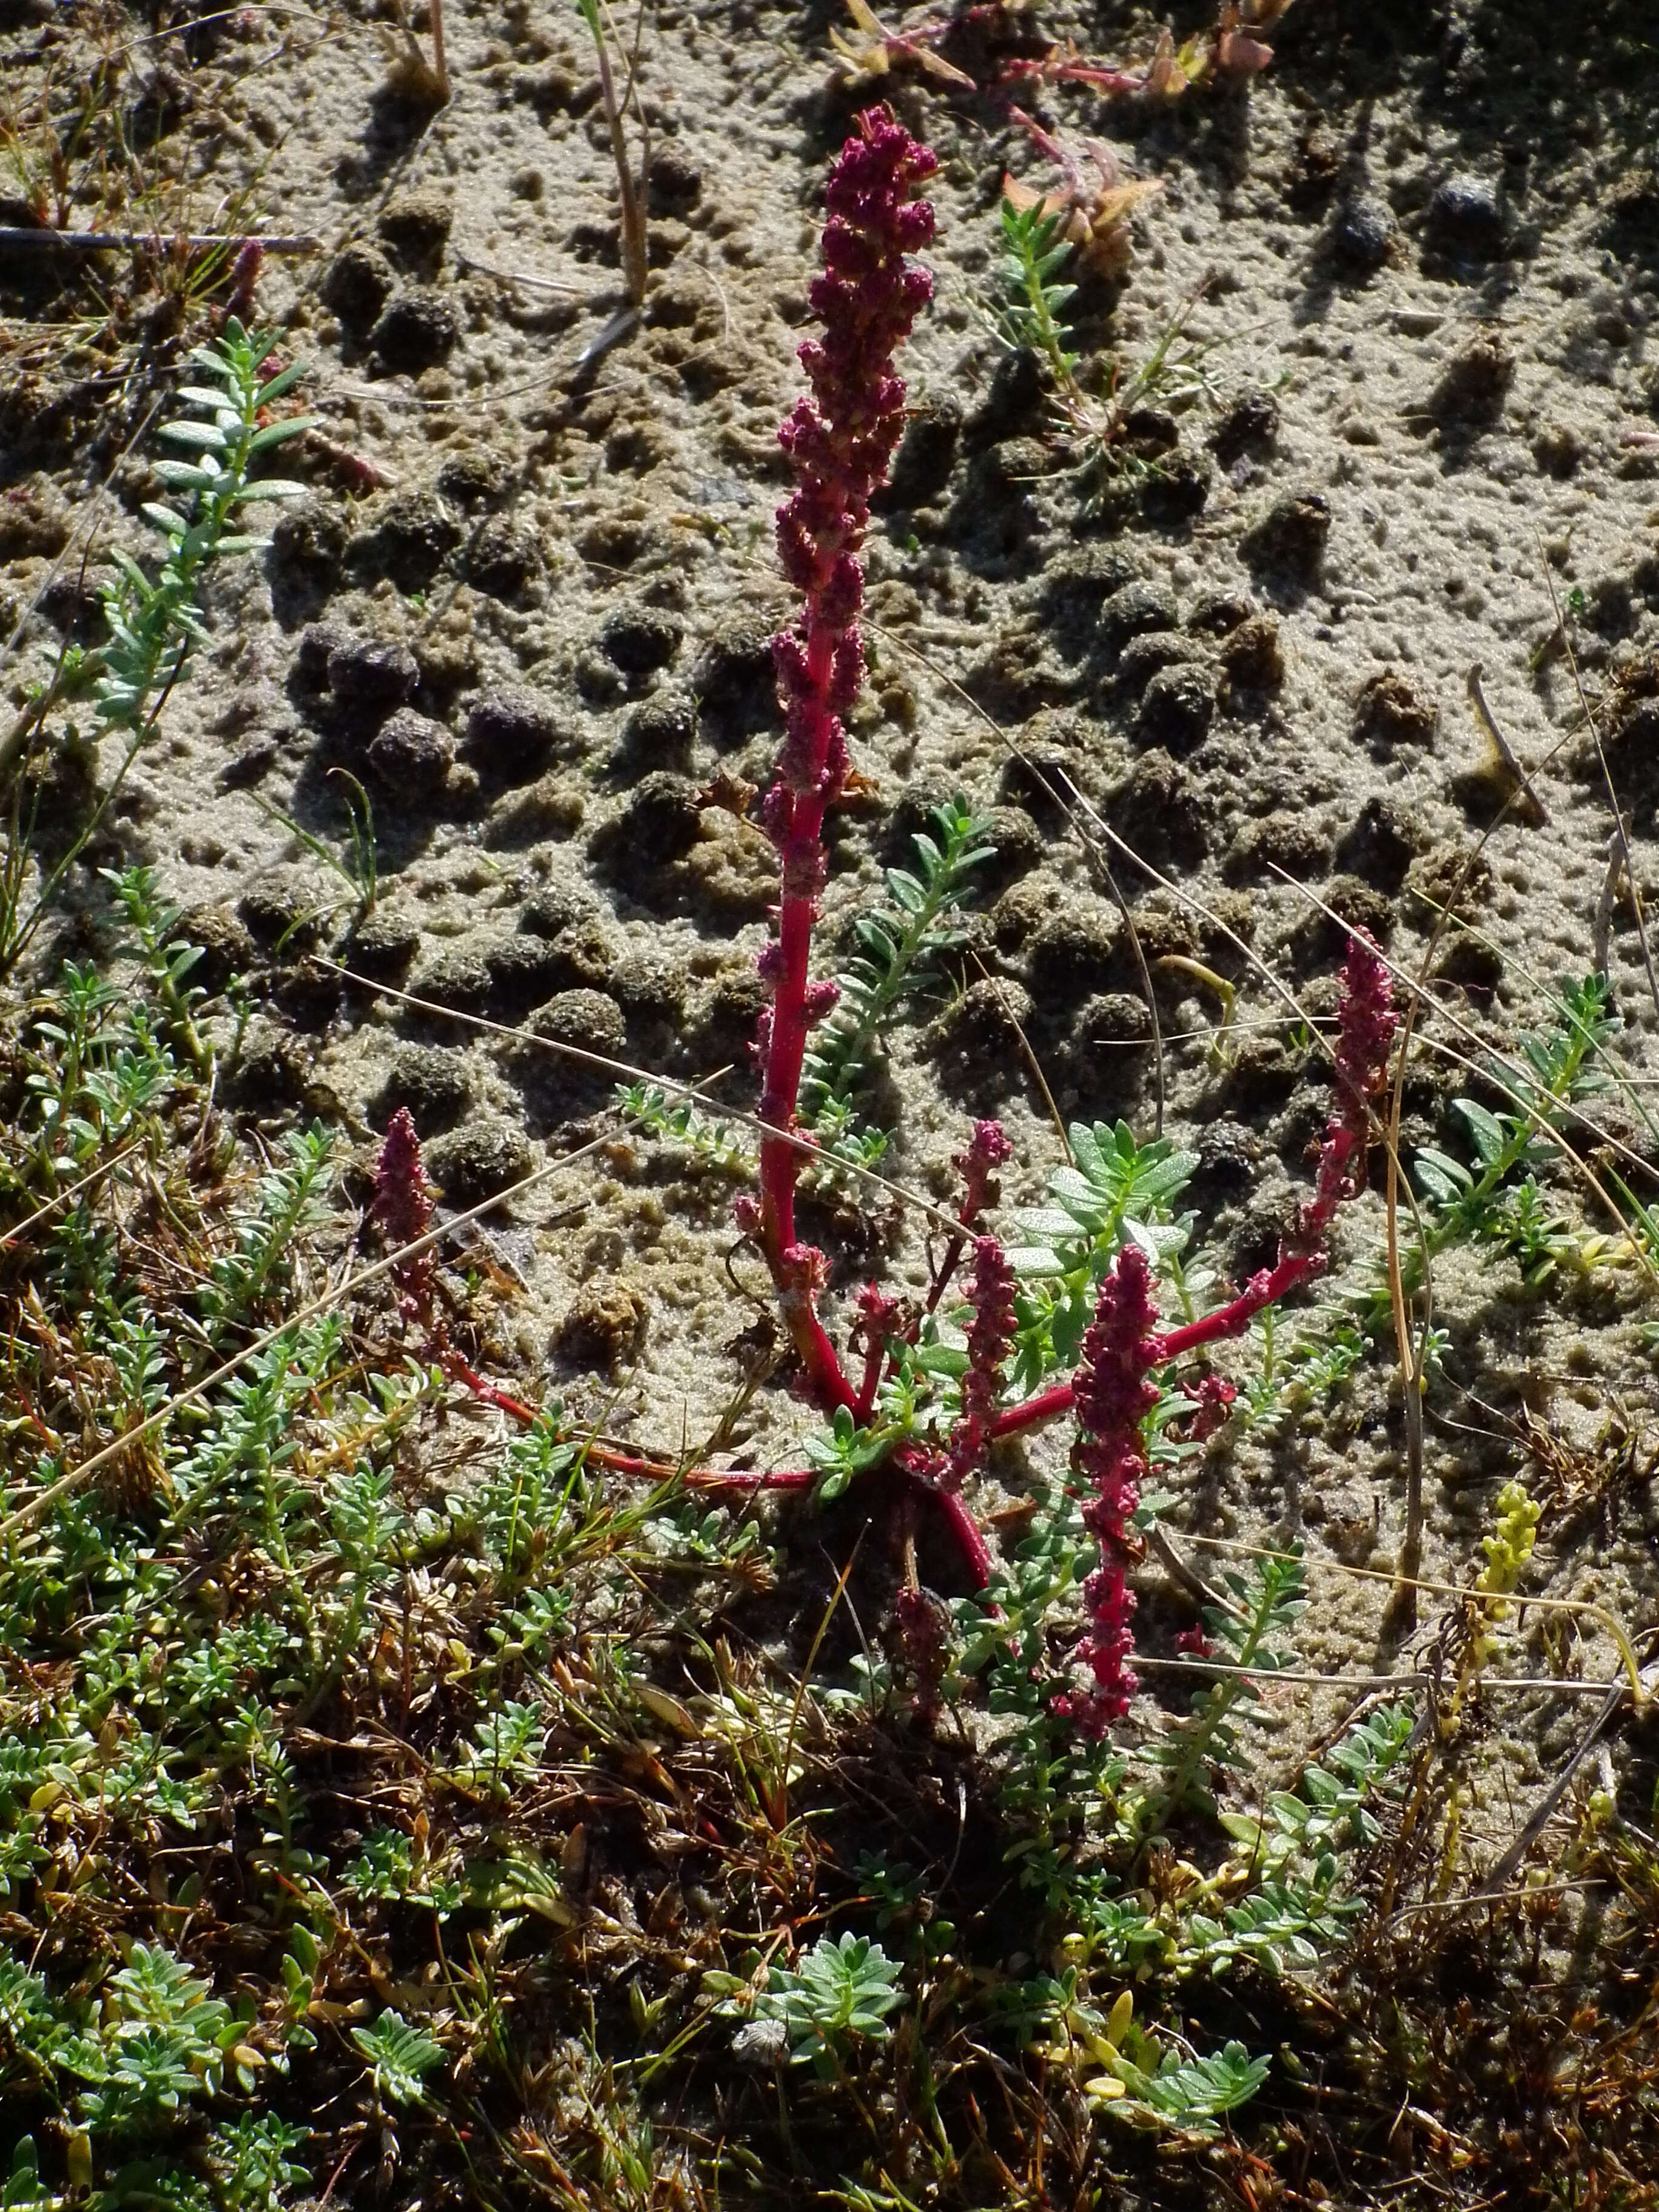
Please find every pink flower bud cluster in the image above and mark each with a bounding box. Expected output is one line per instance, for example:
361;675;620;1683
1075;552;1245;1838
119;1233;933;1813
372;1105;436;1329
763;110;937;874
1056;1241;1160;1737
943;1235;1017;1493
774;114;939;605
953;1118;1014;1230
853;1282;904;1420
1287;930;1398;1260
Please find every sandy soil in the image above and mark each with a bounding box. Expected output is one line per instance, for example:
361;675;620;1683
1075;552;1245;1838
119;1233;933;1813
4;0;1659;1790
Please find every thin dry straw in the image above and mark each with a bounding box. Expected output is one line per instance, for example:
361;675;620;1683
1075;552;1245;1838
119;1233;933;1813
1182;1527;1643;1623
316;960;967;1236
0;1131;615;1546
1132;1654;1633;1698
0;1140;142;1251
0;230;320;255
1540;544;1659;1027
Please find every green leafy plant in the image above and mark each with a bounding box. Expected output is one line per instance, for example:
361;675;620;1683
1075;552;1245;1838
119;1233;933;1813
615;1083;751;1171
96;324;312;735
1407;977;1619;1292
990;192;1215;498
351;2009;444;2108
1410;977;1614;1287
747;1933;905;2076
208;2113;312;2212
198;1125;335;1332
1006;1120;1198;1390
996;196;1081;386
802;795;994;1130
105;864;211;1075
1024;1982;1270;2135
448;1699;548;1799
0;322;313;976
343;1827;460;1916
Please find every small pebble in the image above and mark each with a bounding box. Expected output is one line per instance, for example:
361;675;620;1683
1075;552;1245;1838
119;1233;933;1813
1335;195;1396;272
465;689;564;780
378;1043;471;1133
319;243;393;332
377;189;452;276
370;286;460;374
327;636;420;712
1218;615;1285;690
1355;669;1438;749
1138;662;1216;754
1099;578;1180;650
464;518;538;598
556;1273;648;1370
591;771;702;871
1030;900;1122;995
598;604;683;677
366;706;453;797
616;688;697;776
1241;492;1331;582
1426;173;1506;259
426;1118;534;1205
1105;749;1208;868
346;906;421;982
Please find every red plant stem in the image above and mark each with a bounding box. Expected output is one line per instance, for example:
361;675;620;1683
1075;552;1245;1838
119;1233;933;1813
933;1486;994;1586
987;1252;1324;1441
855;1338;888;1427
1150;1251;1319;1360
749;108;937;1424
441;1351;816;1491
438;1347;540;1425
757;632;857;1413
988;1378;1078;1441
923;1235;968;1317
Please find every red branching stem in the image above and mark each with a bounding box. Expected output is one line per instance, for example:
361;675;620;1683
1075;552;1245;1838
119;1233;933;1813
852;1283;903;1424
1150;1250;1320;1361
931;1484;995;1587
991;933;1398;1449
1047;934;1396;1734
754;107;937;1407
988;1378;1076;1442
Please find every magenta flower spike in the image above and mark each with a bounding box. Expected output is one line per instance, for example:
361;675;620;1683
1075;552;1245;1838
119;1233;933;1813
372;1105;437;1329
944;1236;1018;1494
1059;1240;1161;1737
1051;933;1398;1730
752;106;939;1409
